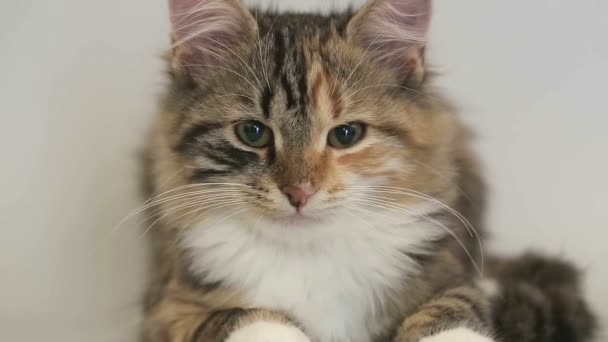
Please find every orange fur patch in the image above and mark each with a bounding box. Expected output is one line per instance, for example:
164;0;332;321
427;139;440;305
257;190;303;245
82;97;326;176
310;66;343;119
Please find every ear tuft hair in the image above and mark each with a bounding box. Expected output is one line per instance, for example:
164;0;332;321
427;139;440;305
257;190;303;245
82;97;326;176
348;0;431;84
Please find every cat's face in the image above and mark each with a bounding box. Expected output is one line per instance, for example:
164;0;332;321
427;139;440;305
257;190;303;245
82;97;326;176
153;0;462;233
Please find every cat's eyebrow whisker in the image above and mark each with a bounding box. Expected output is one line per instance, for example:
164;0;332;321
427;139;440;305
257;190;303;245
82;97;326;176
339;33;384;97
264;32;274;90
348;198;482;276
340;97;367;111
213;93;257;103
253;12;272;93
349;83;432;99
343;37;422;98
203;36;264;90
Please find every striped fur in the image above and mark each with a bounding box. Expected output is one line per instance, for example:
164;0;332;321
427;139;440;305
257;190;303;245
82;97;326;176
140;0;596;341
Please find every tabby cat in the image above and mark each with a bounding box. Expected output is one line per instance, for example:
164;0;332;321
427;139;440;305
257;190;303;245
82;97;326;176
140;0;596;341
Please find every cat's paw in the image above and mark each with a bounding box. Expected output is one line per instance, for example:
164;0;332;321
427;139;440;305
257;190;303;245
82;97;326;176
420;327;496;342
225;321;311;342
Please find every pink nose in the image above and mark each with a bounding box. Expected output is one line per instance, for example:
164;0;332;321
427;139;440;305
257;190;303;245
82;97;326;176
282;185;316;210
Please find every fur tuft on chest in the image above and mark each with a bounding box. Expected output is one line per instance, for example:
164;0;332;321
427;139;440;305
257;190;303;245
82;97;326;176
182;216;442;341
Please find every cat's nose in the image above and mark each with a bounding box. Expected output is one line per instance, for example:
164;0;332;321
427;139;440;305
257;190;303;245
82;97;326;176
281;184;316;210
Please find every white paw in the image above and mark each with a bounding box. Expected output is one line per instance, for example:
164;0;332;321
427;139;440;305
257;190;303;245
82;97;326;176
225;321;311;342
420;327;496;342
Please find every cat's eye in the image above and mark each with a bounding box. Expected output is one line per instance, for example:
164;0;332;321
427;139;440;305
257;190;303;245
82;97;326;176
235;120;273;148
327;122;366;149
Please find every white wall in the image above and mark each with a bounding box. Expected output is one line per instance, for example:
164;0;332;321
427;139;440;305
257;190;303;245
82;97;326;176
0;0;605;341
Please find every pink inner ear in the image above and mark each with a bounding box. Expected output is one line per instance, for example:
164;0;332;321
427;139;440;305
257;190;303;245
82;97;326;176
354;0;431;63
169;0;251;65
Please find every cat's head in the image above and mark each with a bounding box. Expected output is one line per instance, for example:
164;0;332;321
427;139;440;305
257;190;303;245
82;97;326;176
151;0;471;237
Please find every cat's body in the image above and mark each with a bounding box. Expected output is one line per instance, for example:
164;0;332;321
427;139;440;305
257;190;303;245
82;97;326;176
140;1;595;341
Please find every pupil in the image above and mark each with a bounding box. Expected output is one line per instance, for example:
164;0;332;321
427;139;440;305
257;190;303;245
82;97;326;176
337;126;355;145
245;123;263;141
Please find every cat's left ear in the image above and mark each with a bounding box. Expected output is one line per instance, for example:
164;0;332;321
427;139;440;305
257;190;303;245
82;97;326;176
347;0;431;85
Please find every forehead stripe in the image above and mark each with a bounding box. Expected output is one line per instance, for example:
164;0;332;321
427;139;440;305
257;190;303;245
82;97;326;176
281;74;296;109
261;85;273;118
296;48;309;112
273;29;286;77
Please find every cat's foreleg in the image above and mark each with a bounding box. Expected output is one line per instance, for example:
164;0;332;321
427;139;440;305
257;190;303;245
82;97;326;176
394;286;497;342
143;303;310;342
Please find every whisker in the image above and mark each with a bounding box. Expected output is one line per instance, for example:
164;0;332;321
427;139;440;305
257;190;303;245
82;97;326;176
142;189;245;212
141;193;246;223
139;198;249;239
351;186;484;274
206;206;250;228
113;183;251;233
181;199;253;230
143;196;244;227
253;210;267;230
140;183;249;209
350;186;478;237
348;199;482;275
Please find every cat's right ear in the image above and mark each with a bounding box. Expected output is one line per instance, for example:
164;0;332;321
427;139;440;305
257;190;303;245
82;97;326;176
168;0;257;76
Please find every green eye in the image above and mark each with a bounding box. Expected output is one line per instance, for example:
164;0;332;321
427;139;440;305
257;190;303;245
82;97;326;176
328;122;366;149
235;120;272;147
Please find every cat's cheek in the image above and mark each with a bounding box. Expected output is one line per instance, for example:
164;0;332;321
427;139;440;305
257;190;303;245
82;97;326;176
419;327;496;342
225;321;311;342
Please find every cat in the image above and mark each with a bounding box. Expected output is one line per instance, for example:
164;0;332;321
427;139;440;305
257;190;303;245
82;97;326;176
140;0;596;341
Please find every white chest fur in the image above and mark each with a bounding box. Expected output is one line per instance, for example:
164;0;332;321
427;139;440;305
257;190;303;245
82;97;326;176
183;215;442;342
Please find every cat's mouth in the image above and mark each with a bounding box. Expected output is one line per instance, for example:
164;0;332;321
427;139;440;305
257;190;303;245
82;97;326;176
270;211;325;227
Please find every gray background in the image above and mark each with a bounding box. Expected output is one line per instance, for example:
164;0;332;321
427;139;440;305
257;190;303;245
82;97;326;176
1;0;606;340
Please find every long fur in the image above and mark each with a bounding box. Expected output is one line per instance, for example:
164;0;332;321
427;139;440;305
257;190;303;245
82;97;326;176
139;1;596;341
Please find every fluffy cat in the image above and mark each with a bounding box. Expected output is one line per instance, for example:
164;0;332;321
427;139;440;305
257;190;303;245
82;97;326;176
140;0;596;341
